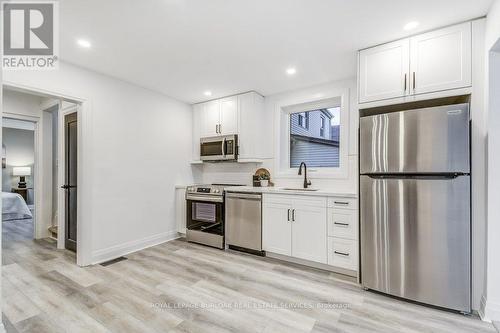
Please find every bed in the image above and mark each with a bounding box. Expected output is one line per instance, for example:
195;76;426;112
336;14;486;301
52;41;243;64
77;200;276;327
2;192;33;221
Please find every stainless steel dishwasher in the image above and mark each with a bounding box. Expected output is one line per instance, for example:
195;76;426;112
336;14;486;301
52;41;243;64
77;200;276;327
225;192;263;255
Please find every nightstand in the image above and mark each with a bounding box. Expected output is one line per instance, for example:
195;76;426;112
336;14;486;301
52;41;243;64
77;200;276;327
12;187;31;202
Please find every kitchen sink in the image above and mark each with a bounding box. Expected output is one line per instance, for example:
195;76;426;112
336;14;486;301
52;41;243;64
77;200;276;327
281;188;319;192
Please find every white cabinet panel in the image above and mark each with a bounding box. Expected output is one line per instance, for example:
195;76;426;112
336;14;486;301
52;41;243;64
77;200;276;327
192;104;202;161
328;209;358;240
327;197;358;210
219;96;238;135
175;188;186;234
238;92;269;159
359;39;410;103
410;22;471;95
262;202;292;256
292;204;327;264
328;238;358;271
202;100;220;137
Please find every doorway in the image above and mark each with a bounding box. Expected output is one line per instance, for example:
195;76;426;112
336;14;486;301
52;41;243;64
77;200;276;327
1;86;84;264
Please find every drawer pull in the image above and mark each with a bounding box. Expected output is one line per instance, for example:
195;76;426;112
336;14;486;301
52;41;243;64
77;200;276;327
334;251;350;257
334;222;349;226
334;201;349;205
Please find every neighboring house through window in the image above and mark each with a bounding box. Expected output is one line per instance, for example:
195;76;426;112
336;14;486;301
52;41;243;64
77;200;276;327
289;107;340;168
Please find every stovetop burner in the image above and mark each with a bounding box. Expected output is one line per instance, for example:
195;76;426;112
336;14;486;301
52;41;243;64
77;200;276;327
186;183;245;196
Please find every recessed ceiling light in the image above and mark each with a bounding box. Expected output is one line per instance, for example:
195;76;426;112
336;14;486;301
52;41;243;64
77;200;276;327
77;39;91;48
204;91;212;97
403;21;419;31
286;67;297;75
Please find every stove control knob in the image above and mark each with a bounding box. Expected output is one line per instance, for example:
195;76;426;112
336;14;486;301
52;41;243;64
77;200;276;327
214;189;219;193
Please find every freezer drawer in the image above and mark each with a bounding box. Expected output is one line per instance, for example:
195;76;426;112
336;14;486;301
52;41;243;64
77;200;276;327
360;175;471;312
360;103;470;174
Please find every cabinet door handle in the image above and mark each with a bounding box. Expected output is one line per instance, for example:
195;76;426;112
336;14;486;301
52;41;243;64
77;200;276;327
334;222;349;226
334;251;350;257
215;124;218;134
412;72;416;90
334;201;349;205
219;124;222;134
404;73;407;92
292;209;296;222
287;209;290;222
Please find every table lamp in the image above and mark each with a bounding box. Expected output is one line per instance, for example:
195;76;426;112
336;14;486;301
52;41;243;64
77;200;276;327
13;166;31;188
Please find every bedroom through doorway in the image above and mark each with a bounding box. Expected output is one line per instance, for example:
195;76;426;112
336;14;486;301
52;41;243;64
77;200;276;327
2;118;36;245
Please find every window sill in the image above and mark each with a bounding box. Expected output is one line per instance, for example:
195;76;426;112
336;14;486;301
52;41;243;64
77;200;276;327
276;169;349;180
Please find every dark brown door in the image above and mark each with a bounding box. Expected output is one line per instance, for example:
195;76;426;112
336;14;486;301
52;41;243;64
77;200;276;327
63;113;77;252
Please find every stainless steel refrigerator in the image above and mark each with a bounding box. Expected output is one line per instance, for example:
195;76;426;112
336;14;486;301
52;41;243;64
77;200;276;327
359;103;471;313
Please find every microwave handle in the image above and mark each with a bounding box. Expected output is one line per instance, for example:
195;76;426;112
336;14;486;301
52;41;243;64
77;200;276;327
222;138;227;156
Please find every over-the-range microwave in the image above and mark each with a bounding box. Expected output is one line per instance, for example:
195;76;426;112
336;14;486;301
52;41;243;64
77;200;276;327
200;134;238;162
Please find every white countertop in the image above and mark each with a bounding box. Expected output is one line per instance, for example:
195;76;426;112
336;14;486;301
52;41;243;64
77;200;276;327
224;186;357;198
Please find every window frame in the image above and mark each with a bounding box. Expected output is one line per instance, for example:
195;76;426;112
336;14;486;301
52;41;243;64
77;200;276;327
319;115;326;137
298;112;309;129
274;90;350;179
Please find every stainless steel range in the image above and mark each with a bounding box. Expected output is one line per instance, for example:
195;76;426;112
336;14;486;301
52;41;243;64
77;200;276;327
185;184;243;249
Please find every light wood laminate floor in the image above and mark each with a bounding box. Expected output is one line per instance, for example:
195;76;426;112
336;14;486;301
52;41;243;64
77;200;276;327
1;219;496;333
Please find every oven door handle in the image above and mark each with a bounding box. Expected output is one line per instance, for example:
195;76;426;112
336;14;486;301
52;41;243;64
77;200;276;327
186;195;224;203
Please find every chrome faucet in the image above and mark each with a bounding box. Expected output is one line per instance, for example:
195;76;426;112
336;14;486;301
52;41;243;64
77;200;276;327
298;162;312;189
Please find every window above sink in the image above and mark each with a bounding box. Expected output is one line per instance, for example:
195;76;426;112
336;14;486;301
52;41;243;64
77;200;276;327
275;90;350;180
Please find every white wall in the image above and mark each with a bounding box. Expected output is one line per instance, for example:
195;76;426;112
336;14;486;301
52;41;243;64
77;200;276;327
199;79;359;193
2;89;42;118
3;61;195;264
483;0;500;322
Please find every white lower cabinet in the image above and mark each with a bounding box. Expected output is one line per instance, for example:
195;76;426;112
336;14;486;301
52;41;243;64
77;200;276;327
262;194;327;264
263;193;359;273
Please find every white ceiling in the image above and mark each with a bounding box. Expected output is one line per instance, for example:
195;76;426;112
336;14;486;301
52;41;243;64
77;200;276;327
60;0;493;103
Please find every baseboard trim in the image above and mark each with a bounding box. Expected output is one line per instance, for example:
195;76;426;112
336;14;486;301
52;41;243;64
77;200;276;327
91;231;179;265
266;251;358;278
481;295;500;322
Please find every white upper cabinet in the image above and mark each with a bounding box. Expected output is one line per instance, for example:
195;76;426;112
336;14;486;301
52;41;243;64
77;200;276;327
202;100;222;137
237;92;269;160
200;97;238;137
410;22;471;95
192;91;270;161
219;96;238;135
358;39;410;103
358;22;472;104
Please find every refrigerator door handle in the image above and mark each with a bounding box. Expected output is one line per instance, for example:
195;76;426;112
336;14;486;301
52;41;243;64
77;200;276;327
363;173;465;180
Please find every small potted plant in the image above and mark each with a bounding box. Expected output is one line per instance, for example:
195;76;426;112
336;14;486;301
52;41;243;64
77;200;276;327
260;174;270;187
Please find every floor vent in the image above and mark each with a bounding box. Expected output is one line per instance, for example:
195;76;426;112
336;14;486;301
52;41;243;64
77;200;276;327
100;257;128;266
